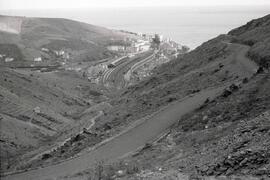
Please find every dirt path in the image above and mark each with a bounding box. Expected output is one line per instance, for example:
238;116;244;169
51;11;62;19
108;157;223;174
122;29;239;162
2;85;227;180
183;42;258;79
225;42;258;77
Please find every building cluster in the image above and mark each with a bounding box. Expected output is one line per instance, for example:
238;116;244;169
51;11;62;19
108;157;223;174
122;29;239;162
107;33;159;54
40;47;70;64
1;47;71;64
54;50;70;60
107;38;151;53
106;33;184;55
133;39;152;52
1;52;42;63
138;33;163;42
41;47;70;59
107;45;125;52
159;37;188;56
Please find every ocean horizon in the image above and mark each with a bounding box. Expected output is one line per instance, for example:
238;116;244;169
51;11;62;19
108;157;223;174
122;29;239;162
1;6;269;49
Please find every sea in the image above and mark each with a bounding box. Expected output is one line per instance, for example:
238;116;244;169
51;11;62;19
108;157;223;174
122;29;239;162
1;6;270;49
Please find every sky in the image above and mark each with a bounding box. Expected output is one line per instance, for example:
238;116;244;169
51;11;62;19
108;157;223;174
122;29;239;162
1;0;270;10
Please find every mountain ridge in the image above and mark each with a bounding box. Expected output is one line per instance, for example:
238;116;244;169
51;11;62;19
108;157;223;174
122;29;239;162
0;15;127;65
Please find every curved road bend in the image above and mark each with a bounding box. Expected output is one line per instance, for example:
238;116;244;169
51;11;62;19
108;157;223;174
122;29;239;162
182;43;258;79
3;86;227;180
225;42;258;77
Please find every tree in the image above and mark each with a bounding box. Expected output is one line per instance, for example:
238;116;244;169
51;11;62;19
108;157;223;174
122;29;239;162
153;34;161;44
152;34;161;49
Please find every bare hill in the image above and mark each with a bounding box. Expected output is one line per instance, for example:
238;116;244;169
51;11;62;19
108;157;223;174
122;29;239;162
0;15;125;66
70;14;270;179
0;67;88;171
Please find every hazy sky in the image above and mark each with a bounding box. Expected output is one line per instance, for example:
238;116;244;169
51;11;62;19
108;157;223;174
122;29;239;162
1;0;270;10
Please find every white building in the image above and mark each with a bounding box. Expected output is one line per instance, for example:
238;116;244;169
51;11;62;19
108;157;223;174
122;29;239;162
139;44;151;51
34;57;42;62
133;40;151;52
5;57;14;62
33;106;41;113
107;45;125;52
126;46;139;53
41;48;49;52
54;50;65;56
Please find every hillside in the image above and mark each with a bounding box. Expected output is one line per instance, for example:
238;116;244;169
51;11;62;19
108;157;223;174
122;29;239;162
120;15;270;179
0;14;182;175
0;14;269;180
87;31;259;145
66;15;270;179
0;15;126;66
0;16;130;172
0;66;110;172
95;15;269;133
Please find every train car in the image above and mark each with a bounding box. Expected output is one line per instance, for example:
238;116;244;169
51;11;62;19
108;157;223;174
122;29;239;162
107;63;116;68
107;56;128;68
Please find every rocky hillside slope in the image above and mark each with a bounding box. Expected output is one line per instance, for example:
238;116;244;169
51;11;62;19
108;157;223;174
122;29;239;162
71;14;270;180
0;66;110;172
119;14;270;179
0;15;126;66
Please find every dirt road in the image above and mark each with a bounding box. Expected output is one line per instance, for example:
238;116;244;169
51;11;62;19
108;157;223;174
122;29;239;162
226;42;258;77
2;86;227;180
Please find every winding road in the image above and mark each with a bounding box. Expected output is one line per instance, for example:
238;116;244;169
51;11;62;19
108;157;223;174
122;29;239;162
2;86;227;180
1;43;258;180
224;42;258;78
